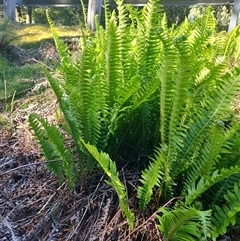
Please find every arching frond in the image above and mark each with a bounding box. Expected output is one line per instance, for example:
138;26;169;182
29;114;75;188
138;147;164;210
174;69;240;177
157;205;212;241
183;123;234;192
46;11;70;68
82;141;135;229
211;181;240;239
185;166;240;205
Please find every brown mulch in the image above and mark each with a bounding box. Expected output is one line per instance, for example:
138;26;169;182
0;88;161;241
0;154;149;241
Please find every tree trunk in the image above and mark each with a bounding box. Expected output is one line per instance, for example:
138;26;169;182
228;0;240;32
15;6;22;22
4;0;16;21
87;0;103;31
26;6;32;24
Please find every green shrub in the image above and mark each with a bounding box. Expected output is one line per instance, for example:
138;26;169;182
29;0;240;239
32;7;83;25
0;20;22;49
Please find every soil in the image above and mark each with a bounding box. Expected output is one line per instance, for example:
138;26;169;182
1;40;240;241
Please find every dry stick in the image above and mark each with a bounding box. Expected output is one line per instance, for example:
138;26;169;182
66;175;105;241
83;175;106;240
84;192;107;241
28;58;55;72
154;217;163;241
0;157;15;169
26;199;62;241
3;217;21;241
105;210;122;241
122;197;181;241
91;174;105;196
0;159;62;176
66;195;99;241
37;181;66;215
98;197;112;241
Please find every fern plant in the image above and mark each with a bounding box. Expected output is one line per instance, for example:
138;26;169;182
29;0;240;238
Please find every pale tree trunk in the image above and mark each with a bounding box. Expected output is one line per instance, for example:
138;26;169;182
228;0;240;32
87;0;103;31
26;7;32;24
15;6;22;22
4;0;16;21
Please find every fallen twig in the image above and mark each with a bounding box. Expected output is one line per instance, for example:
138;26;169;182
122;197;182;241
0;159;62;176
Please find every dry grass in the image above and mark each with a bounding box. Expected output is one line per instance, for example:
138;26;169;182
18;24;81;48
1;20;81;48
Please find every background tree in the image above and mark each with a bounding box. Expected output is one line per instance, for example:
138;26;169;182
4;0;16;21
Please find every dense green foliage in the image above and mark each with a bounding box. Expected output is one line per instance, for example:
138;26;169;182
29;0;240;239
0;20;23;48
32;7;83;25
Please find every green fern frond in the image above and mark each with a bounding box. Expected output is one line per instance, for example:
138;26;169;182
224;26;240;59
109;76;159;159
158;30;178;145
203;173;240;209
211;181;240;239
29;114;63;178
183;123;233;191
112;98;159;161
46;11;70;67
116;0;135;82
44;72;83;159
136;0;162;78
103;0;111;30
70;42;101;147
114;75;140;107
142;0;162;73
186;8;217;68
29;114;75;188
191;6;216;37
176;70;240;176
185;166;240;205
104;16;122;107
193;61;227;91
82;141;135;229
79;0;88;27
166;38;195;165
157;205;212;241
137;147;165;211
